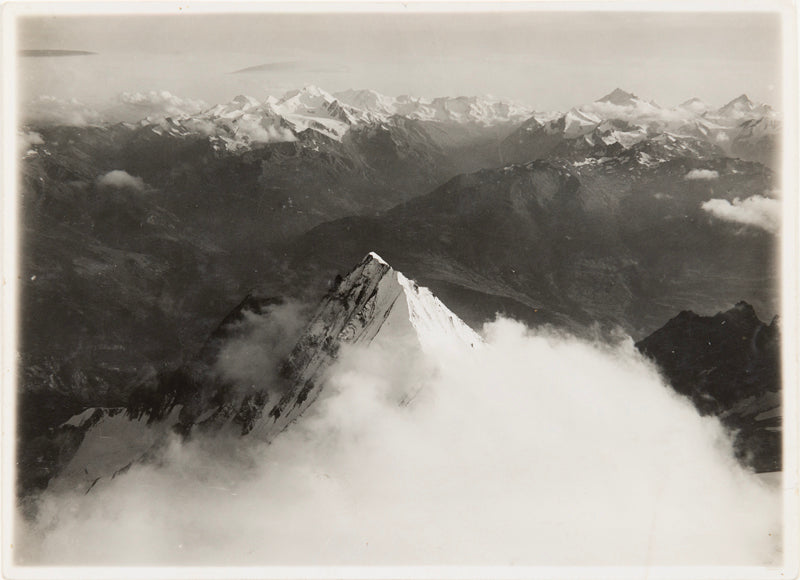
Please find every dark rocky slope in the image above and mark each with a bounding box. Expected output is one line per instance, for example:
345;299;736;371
636;302;781;472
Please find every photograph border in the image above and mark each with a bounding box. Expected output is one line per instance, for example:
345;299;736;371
2;1;798;578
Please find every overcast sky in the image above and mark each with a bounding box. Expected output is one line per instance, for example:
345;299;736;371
16;9;784;112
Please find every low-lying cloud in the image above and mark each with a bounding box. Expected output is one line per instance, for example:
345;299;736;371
226;115;297;145
22;95;103;127
582;100;696;126
702;195;780;233
18;131;44;156
96;170;146;192
182;115;297;149
18;318;781;567
685;169;720;180
119;90;208;120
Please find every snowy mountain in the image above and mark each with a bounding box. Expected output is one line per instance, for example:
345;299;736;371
48;253;480;493
131;86;535;152
17;86;783;497
715;94;774;121
334;89;535;126
499;88;780;167
679;97;712;114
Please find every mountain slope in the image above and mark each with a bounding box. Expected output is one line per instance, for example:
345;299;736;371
280;156;778;337
44;253;480;495
636;302;781;472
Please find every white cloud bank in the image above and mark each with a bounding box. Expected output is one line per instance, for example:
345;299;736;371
581;100;696;127
96;170;146;192
18;319;781;566
702;195;781;233
685;169;720;180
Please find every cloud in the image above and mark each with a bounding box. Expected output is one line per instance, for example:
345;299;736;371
96;170;146;192
230;60;350;74
118;90;208;120
685;169;720;180
18;318;781;566
183;114;296;148
231;60;304;74
19;49;96;58
18;131;44;156
702;195;780;233
582;100;695;126
232;115;297;144
22;96;103;127
211;300;309;398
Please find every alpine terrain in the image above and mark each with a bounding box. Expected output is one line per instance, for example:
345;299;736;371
17;86;782;498
43;253;481;494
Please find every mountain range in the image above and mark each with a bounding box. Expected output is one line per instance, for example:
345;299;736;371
16;86;782;496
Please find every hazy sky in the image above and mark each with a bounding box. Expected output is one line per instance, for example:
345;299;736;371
17;9;784;112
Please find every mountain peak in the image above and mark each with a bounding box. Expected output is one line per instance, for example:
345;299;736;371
679;97;710;112
51;253;480;492
725;300;759;322
230;94;260;108
367;251;389;266
331;252;481;351
278;85;335;104
299;84;327;96
598;88;639;105
718;94;762;115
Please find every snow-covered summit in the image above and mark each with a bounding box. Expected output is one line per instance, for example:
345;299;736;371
136;86;537;150
333;88;534;126
286;252;479;360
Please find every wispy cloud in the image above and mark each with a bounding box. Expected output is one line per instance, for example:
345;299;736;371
230;60;349;75
231;61;304;74
19;49;96;58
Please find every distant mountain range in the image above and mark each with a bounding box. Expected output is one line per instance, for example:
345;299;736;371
500;89;779;168
22;86;779;166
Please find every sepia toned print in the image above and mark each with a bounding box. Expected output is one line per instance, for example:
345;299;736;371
3;3;796;576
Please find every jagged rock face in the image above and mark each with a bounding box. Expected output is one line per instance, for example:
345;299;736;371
46;253;480;494
636;302;780;472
